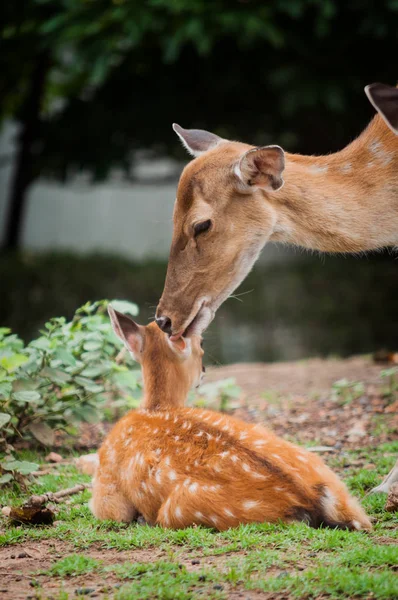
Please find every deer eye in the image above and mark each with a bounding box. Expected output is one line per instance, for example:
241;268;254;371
194;220;212;237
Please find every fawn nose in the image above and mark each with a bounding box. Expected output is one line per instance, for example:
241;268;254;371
156;315;173;335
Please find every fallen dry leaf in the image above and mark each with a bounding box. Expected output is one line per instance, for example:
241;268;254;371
385;482;398;512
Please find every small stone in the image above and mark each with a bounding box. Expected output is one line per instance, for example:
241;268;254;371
10;555;15;559
213;584;224;590
29;580;40;588
277;571;289;578
45;452;63;463
75;588;95;596
18;551;28;558
191;559;200;565
198;575;206;582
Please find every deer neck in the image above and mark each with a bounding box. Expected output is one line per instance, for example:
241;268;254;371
269;115;398;252
140;363;189;411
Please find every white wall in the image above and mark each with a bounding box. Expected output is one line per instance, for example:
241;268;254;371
0;121;294;262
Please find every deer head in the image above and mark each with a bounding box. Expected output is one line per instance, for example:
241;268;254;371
108;306;204;410
156;125;285;339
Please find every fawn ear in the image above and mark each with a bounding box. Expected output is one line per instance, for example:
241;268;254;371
235;145;285;191
173;123;223;157
108;305;145;361
365;82;398;135
167;335;191;358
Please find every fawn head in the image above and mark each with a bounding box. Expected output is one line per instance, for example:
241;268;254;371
108;306;204;409
156;125;285;339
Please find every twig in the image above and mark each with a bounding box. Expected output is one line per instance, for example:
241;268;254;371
115;347;127;364
25;483;91;507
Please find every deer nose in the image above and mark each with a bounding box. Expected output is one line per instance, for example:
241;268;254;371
155;315;173;335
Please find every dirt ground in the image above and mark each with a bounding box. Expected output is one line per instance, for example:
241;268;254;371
0;540;287;600
207;355;398;449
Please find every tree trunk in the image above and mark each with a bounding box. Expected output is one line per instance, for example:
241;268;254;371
2;53;49;251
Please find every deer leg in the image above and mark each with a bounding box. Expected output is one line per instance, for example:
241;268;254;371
370;458;398;494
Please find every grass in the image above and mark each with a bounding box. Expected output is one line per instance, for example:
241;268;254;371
0;442;397;599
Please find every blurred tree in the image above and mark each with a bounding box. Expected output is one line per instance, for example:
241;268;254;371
1;0;398;249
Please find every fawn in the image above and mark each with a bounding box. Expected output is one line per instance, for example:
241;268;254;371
89;306;371;531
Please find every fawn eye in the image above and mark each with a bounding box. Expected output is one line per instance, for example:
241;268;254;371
194;220;212;237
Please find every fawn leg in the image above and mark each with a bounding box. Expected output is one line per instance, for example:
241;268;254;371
90;478;138;522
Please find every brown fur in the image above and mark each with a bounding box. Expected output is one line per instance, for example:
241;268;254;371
90;312;371;532
157;114;398;337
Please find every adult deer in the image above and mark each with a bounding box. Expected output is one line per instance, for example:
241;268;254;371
156;83;398;341
156;82;398;496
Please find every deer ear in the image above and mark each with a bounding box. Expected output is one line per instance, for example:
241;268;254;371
235;145;285;191
365;83;398;135
108;305;145;361
173;123;223;157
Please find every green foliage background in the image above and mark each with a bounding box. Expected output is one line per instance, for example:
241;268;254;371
2;0;398;181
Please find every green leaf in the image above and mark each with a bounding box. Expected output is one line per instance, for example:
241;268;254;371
40;367;71;385
12;378;40;392
0;474;13;484
80;351;102;362
74;376;104;393
55;348;76;366
29;421;55;446
83;341;103;352
109;300;139;316
72;405;100;424
2;460;22;471
0;382;12;398
0;412;11;428
0;353;28;372
12;391;41;403
16;461;40;475
0;327;12;336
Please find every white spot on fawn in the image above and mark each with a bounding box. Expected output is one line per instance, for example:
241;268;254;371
168;470;177;481
309;164;328;174
252;472;267;480
174;436;180;441
195;511;204;520
219;451;230;458
253;439;267;447
224;508;235;518
189;482;198;493
230;455;239;463
243;500;259;510
175;506;182;519
297;455;308;464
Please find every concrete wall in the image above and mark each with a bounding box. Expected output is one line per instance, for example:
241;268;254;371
0;121;293;262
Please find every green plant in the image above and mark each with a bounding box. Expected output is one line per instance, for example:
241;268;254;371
0;300;141;475
192;378;241;412
331;378;365;405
